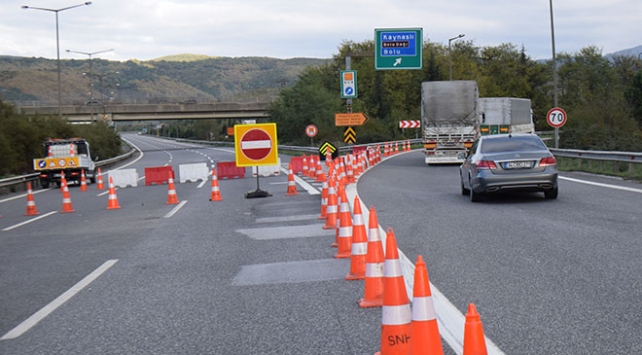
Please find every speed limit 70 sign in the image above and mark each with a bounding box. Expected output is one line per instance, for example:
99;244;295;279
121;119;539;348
547;107;567;128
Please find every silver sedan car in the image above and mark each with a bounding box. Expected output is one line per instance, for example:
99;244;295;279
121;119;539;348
459;133;558;202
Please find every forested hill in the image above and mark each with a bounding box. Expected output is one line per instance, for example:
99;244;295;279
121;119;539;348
0;55;330;105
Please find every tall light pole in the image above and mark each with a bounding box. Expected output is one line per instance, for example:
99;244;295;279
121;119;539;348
449;34;465;81
66;49;113;101
22;2;92;117
549;0;559;148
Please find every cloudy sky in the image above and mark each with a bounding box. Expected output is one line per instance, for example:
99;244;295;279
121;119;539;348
2;0;641;62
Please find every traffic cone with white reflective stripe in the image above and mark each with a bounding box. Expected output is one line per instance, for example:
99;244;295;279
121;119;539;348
410;255;443;355
315;159;324;182
334;184;352;259
375;228;411;355
358;206;385;308
318;172;328;219
24;182;39;216
322;174;338;229
79;169;88;192
107;176;121;210
96;168;104;190
286;163;298;196
463;303;488;355
60;177;75;213
210;169;222;201
167;172;179;205
346;196;367;280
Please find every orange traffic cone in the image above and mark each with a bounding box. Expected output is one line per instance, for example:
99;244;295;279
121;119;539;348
358;206;385;308
96;168;104;190
286;163;298;196
463;303;488;355
107;176;121;210
315;159;324;182
322;174;338;229
24;182;39;216
60;177;75;213
375;228;411;355
334;184;352;259
308;156;317;178
210;169;223;201
167;172;179;205
410;255;444;355
346;196;367;280
302;155;308;177
79;169;88;192
318;173;328;220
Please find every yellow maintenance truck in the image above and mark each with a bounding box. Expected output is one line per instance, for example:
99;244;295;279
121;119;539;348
32;138;97;188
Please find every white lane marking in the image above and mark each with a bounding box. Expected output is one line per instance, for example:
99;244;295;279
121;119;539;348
1;211;58;232
560;176;642;193
164;200;187;218
0;259;118;340
236;224;333;240
278;166;320;195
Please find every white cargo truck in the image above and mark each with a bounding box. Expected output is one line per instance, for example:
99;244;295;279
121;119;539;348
421;80;479;164
478;97;534;135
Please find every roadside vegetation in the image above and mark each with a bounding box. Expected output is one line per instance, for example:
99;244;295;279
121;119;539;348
0;100;121;178
1;39;641;180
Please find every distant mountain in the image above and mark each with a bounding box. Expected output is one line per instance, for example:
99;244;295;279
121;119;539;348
605;45;642;61
0;55;331;106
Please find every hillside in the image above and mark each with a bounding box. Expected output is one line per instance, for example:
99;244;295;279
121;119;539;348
0;55;330;105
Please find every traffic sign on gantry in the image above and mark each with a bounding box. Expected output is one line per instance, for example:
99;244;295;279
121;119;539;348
234;123;279;167
375;28;423;70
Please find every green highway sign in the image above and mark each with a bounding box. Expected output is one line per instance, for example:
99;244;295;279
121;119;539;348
374;28;423;70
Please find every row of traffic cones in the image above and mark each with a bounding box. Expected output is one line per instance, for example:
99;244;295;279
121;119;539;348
310;148;488;354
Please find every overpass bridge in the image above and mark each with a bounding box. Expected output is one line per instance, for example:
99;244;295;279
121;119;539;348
16;101;271;123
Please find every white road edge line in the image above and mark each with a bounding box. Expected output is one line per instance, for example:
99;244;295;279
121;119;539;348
164;200;187;218
2;211;58;232
559;176;642;193
0;259;119;340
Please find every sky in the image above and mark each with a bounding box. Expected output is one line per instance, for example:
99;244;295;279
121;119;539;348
2;0;641;62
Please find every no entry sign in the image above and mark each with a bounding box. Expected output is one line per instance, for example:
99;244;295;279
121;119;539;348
234;123;279;167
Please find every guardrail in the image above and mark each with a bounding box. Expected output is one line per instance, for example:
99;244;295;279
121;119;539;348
0;148;136;193
4;137;639;193
550;148;642;174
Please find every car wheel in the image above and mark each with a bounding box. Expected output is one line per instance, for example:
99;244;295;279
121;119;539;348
544;187;558;199
460;173;469;195
469;178;482;202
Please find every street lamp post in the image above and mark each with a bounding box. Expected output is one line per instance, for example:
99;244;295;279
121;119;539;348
66;49;113;101
449;34;465;81
22;2;92;117
549;0;559;148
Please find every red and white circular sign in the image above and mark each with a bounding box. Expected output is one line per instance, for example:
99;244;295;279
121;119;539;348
240;128;273;160
547;107;567;128
305;124;318;138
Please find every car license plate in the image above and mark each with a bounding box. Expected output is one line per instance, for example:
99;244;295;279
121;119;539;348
504;161;532;169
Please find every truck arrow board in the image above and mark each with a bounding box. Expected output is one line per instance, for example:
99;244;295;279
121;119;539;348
344;127;357;144
375;28;423;70
335;112;368;126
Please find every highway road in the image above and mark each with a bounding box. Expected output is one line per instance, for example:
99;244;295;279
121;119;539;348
1;133;642;354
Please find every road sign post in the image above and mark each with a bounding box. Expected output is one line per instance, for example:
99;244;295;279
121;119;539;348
234;123;278;198
546;107;567;149
375;28;423;70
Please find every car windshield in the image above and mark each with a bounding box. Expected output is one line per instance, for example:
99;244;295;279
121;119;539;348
480;136;547;153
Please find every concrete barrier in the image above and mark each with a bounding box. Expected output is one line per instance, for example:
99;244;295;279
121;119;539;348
179;162;209;183
109;168;138;188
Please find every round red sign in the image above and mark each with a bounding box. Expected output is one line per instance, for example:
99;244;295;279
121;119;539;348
240;129;272;160
305;124;318;138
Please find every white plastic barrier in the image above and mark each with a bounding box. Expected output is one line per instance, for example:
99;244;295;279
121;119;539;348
108;168;138;188
252;158;281;177
179;162;209;183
